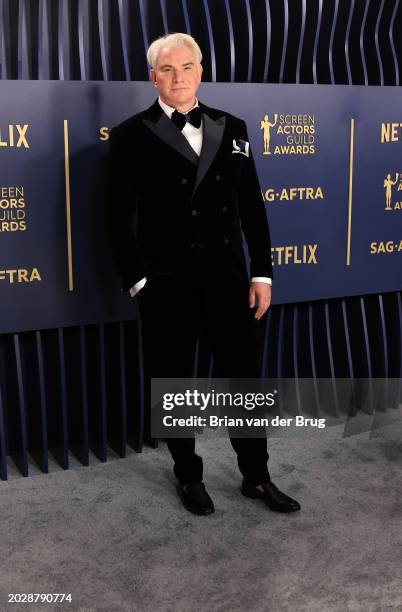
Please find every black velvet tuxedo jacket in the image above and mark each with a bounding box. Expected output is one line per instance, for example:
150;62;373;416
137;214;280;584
107;98;273;301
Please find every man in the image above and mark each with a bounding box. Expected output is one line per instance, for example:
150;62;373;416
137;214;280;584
108;33;300;516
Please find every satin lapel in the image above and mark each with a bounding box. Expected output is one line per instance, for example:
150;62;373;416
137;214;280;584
142;112;199;166
192;113;226;197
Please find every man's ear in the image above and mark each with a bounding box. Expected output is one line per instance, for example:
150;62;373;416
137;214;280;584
150;68;157;85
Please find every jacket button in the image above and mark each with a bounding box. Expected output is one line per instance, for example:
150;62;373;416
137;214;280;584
215;174;221;181
222;206;228;213
191;209;199;216
223;238;230;245
181;178;188;184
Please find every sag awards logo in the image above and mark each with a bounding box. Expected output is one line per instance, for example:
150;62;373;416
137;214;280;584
383;172;402;211
0;184;40;283
260;113;315;156
0;186;27;232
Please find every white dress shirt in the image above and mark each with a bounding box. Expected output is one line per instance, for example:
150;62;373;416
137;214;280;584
129;96;272;297
159;96;203;155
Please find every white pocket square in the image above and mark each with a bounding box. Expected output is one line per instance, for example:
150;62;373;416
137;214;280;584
232;138;250;157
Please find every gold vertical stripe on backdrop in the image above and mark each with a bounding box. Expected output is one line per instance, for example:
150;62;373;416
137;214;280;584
63;119;74;290
346;118;355;266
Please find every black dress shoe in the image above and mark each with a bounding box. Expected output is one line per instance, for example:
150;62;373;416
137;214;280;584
242;480;301;513
178;482;215;515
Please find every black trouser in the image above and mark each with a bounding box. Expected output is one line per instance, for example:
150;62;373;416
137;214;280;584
137;271;270;486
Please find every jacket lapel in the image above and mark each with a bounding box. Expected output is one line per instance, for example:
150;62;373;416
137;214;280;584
192;111;226;197
141;99;227;196
142;100;199;166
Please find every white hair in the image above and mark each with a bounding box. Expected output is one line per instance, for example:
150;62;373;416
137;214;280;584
147;33;202;68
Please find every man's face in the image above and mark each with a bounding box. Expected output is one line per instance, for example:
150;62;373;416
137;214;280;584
150;44;203;110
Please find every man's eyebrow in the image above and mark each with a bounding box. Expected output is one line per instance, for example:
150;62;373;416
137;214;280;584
159;61;195;69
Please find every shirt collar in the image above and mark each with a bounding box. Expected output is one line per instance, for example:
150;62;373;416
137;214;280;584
158;96;199;119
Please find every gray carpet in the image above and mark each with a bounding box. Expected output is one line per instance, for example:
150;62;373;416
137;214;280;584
0;428;401;612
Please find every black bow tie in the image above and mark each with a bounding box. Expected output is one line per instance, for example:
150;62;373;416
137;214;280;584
171;107;202;130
